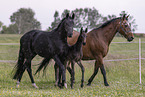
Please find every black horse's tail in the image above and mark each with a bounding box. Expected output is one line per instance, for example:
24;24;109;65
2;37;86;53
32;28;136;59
35;58;50;75
12;45;25;80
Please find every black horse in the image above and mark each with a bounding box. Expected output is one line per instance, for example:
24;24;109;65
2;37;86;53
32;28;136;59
12;13;75;88
63;28;87;88
35;28;87;88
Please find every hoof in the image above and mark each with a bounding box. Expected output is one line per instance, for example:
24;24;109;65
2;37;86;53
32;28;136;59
64;83;67;88
16;84;19;88
16;81;20;88
87;83;91;86
105;83;109;86
54;82;58;87
32;83;39;89
58;83;63;89
81;84;84;88
70;84;74;89
71;86;74;89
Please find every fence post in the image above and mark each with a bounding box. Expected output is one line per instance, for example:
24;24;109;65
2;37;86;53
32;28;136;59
139;38;141;84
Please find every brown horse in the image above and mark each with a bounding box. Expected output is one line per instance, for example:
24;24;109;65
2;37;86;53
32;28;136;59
67;14;134;86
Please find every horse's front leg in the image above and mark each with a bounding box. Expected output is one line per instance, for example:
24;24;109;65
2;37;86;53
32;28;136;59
54;63;67;88
54;63;59;86
58;65;62;88
54;55;66;88
70;61;75;89
100;64;109;86
77;61;85;88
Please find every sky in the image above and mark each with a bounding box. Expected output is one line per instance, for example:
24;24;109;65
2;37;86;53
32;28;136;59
0;0;144;33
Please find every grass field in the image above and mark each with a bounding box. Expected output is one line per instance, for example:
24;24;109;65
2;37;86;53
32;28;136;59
0;34;145;96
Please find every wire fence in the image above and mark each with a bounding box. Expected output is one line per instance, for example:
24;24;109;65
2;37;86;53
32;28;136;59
0;38;145;84
0;40;145;63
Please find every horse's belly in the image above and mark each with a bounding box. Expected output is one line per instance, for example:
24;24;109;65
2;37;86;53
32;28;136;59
82;56;95;60
36;48;52;58
82;53;95;60
33;42;54;58
34;45;64;58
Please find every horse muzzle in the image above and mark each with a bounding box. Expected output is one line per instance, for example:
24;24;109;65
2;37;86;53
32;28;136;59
67;33;73;37
127;36;134;42
83;42;86;45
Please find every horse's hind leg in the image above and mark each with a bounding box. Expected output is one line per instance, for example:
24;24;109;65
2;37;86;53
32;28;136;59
100;64;109;86
77;61;85;88
54;55;66;88
25;56;38;88
87;61;99;86
16;63;26;88
13;46;25;88
67;61;75;83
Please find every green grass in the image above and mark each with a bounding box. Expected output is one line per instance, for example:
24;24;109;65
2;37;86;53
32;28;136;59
0;34;145;96
0;34;22;43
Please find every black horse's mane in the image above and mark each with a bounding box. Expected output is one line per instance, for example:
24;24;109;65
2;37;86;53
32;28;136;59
50;17;66;32
55;16;73;30
56;18;66;30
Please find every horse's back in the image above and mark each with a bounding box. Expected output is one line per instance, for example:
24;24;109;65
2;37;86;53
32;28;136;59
67;29;109;60
21;30;64;58
20;30;40;43
84;29;109;59
20;30;49;56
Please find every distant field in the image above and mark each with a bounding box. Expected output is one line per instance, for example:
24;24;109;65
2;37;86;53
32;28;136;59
0;34;145;96
0;34;22;43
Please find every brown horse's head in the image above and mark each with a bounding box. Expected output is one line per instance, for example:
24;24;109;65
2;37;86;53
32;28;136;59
117;14;134;42
80;27;87;45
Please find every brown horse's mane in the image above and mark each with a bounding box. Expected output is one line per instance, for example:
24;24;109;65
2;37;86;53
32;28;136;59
94;17;121;30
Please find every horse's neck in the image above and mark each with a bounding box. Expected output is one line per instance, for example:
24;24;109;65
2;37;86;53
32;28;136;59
74;36;83;51
100;22;118;45
55;26;68;44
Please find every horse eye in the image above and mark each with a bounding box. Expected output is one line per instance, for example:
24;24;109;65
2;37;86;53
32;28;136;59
125;24;128;28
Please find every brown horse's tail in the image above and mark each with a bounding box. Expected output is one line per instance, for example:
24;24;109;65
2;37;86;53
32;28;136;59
12;45;25;80
34;58;50;76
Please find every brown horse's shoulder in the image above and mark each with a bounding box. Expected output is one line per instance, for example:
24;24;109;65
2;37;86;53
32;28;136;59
85;34;108;58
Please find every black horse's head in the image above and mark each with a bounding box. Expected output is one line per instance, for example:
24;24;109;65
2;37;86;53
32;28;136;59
63;13;75;37
117;14;134;42
80;27;88;45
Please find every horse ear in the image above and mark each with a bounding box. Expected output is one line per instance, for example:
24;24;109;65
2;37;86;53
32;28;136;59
66;13;69;18
126;14;130;20
72;13;75;19
85;28;88;33
122;14;126;20
80;27;83;33
126;14;130;18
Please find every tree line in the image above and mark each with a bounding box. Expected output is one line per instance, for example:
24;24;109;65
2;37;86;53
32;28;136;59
0;7;137;34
